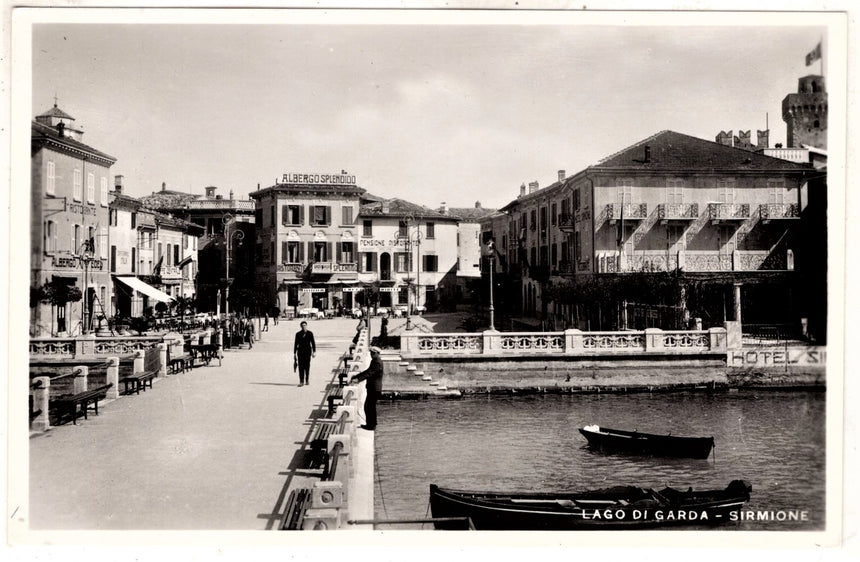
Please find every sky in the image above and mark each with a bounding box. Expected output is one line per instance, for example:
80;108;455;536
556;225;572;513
30;11;830;211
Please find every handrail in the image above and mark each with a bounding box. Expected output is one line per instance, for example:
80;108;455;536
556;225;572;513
325;441;345;481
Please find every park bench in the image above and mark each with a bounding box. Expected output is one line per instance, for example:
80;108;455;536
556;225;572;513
120;370;157;395
190;344;222;367
169;354;194;373
280;487;312;530
326;385;344;416
310;411;349;474
52;383;113;425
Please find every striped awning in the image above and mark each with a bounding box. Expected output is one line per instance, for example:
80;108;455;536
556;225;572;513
114;276;174;303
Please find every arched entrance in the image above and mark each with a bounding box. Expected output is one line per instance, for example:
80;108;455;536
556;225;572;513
379;252;391;281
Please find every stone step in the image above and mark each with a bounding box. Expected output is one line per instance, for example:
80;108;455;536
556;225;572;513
406;365;417;371
398;362;410;367
421;376;432;381
436;385;448;391
429;381;440;386
414;371;424;376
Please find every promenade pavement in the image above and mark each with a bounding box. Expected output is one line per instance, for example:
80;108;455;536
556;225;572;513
28;317;364;530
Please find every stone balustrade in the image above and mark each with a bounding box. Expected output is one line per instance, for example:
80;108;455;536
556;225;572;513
30;335;164;358
401;327;727;357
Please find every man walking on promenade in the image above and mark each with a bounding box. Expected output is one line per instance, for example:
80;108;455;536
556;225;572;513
350;346;383;430
293;321;316;387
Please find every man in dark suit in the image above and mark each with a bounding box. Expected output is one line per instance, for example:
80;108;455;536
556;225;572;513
293;321;316;386
349;346;383;430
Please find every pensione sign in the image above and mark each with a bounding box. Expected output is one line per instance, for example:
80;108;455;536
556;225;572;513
282;173;356;185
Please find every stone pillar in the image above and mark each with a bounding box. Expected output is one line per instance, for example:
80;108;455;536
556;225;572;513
644;328;664;352
301;507;341;530
75;334;96;357
106;356;120;399
73;365;88;394
158;343;168;377
724;321;742;350
564;329;582;354
708;327;727;352
400;332;417;354
32;376;51;432
733;283;743;324
133;349;145;374
482;330;501;355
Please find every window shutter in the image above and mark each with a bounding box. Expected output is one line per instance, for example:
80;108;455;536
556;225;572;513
298;241;305;262
308;205;315;225
299;205;305;225
371;253;377;272
358;253;364;272
281;242;288;263
282;206;289;225
326;206;332;225
306;241;313;262
336;242;342;263
326;242;333;262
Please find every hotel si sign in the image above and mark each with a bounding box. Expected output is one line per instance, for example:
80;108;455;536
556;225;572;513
282;173;356;185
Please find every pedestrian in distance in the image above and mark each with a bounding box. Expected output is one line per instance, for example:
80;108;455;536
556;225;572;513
293;321;316;387
244;319;255;349
380;316;388;339
350;317;367;354
262;313;269;332
350;346;384;430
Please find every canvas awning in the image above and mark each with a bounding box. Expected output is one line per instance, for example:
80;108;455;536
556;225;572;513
115;276;174;303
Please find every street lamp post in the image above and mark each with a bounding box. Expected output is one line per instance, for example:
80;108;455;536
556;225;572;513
222;214;245;319
79;240;95;334
487;240;496;332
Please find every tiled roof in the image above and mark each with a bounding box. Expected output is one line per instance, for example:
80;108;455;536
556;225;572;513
595;130;813;171
359;198;455;221
139;191;199;211
31;120;116;164
109;193;142;211
446;206;497;222
37;105;75;120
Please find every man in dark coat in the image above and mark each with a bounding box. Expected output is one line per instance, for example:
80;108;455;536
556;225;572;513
349;346;383;430
293;321;316;386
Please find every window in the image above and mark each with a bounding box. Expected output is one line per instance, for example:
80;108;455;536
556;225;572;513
73;169;82;201
717;178;736;204
666;179;684;204
101;176;109;205
397;286;409;306
131;247;136;273
539;246;548;266
174;245;180;265
616;179;634;204
361;252;377;272
530;247;536;266
100;228;108;258
339;242;354;263
530;210;537;230
157;243;162;264
282;241;302;263
395;252;410;273
131;212;137;228
110;246;117;273
551;243;557;266
561;198;570;217
283;205;303;225
47;161;56;195
313;241;329;262
667;225;686;252
767;179;786;204
540;207;547;233
574;231;581;262
573;189;581;211
87;173;95;203
342;206;354;225
73;224;81;253
271;206;276;227
45;220;56;252
363;220;373;237
422;255;438;272
255;208;263;226
398;221;408;238
551;203;557;226
310;205;331;226
426;222;435;239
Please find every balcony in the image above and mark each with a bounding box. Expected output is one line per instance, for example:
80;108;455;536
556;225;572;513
334;262;357;273
708;203;750;223
657;203;699;224
759;203;800;223
606;203;647;224
595;249;792;273
558;213;575;233
278;263;304;274
310;262;335;274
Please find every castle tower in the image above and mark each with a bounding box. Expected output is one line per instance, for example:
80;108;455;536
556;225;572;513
782;75;827;149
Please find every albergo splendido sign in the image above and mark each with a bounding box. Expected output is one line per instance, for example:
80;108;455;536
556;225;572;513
282;173;356;185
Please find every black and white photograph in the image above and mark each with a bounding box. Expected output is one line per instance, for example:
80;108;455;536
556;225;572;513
4;1;854;558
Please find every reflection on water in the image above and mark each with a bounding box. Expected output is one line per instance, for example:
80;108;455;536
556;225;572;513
375;391;825;530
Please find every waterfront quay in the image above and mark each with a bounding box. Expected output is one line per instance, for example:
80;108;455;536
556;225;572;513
27;317;373;530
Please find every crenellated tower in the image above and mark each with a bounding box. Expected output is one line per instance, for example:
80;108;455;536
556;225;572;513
782;75;827;149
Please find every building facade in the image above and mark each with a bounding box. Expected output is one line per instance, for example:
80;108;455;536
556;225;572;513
31;104;116;336
492;131;817;333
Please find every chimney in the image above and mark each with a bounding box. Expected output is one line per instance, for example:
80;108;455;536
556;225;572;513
229;190;234;201
205;186;216;198
381;200;390;214
528;181;539;194
161;181;167;192
558;170;565;183
644;145;651;163
519;183;526;198
474;201;481;209
114;175;124;194
440;202;448;214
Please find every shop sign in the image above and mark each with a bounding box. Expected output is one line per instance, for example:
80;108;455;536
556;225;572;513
358;238;410;250
379;286;400;292
301;288;326;293
67;202;98;216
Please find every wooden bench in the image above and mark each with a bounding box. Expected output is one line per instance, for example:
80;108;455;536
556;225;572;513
190;344;222;367
280;488;312;530
120;370;157;395
52;383;113;425
310;412;349;474
326;385;345;415
169;354;194;373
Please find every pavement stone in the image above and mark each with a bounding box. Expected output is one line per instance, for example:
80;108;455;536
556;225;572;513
28;317;360;530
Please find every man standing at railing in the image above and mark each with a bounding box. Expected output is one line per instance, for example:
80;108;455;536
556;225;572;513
293;321;316;387
349;346;383;430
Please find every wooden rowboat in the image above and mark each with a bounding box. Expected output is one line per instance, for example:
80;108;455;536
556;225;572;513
578;425;715;459
429;480;751;530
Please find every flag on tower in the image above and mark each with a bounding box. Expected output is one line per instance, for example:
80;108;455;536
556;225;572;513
805;42;822;66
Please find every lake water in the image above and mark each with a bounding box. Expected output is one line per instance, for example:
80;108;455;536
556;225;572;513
374;390;826;531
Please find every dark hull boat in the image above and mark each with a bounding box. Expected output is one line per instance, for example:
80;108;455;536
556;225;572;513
578;425;715;459
429;480;751;531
